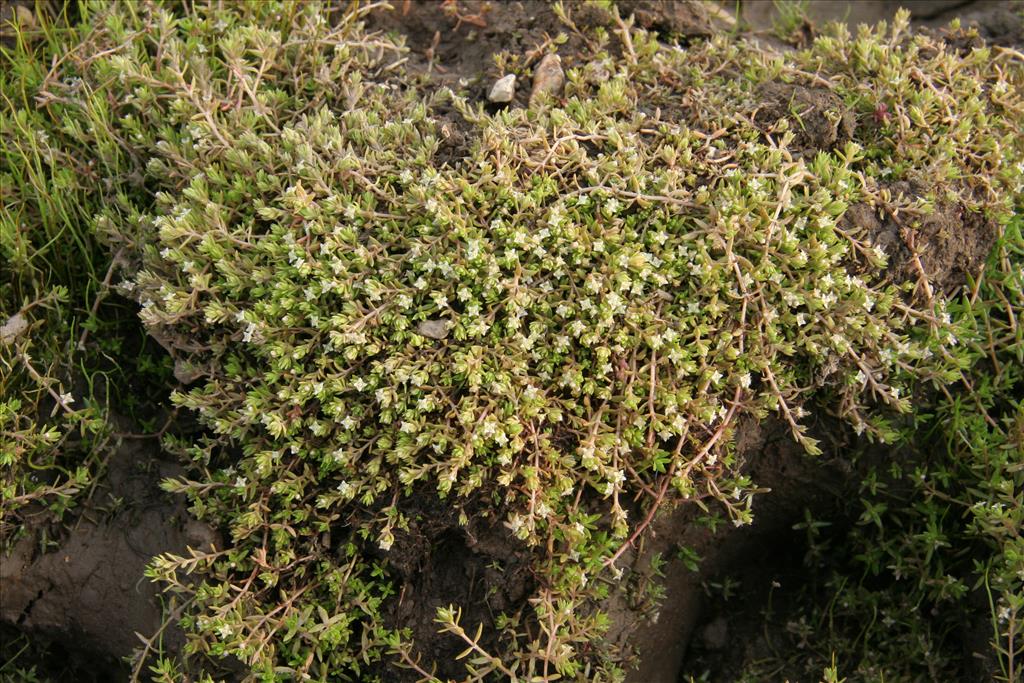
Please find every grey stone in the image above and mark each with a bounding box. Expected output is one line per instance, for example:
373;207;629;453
417;319;450;340
0;313;28;345
701;615;729;650
488;74;516;103
529;54;564;107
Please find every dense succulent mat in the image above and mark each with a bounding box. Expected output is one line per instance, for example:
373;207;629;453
1;1;1021;681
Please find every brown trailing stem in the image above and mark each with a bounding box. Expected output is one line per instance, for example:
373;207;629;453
604;387;742;569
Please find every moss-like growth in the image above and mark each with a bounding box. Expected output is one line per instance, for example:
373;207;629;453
2;1;1021;680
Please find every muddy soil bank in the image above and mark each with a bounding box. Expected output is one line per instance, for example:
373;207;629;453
1;440;219;678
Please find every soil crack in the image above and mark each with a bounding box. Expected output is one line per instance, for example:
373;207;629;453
16;583;50;626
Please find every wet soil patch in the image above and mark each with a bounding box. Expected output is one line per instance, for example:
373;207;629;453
676;523;829;683
0;622;127;682
754;82;857;156
0;440;220;678
364;1;576;89
928;4;1024;51
364;1;715;100
843;183;997;296
629;0;714;41
371;492;535;681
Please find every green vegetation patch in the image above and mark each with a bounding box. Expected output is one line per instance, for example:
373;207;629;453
1;1;1021;681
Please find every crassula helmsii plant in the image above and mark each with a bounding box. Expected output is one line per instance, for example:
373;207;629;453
9;0;1021;679
716;213;1023;683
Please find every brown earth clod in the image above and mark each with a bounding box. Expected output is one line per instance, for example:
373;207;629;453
844;186;997;295
754;82;857;156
